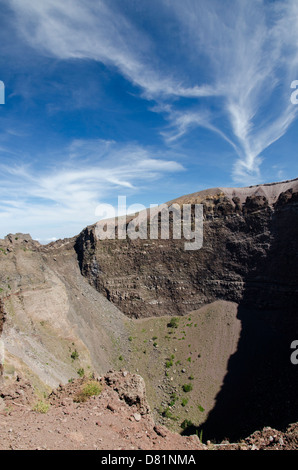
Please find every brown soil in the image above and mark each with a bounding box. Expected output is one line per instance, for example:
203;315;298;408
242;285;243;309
1;372;297;450
0;371;203;451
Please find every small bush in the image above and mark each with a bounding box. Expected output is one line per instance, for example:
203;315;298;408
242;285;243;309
181;419;193;430
74;380;102;403
77;368;85;377
162;407;173;418
167;317;179;329
181;398;188;407
169;393;178;406
71;349;79;361
182;383;193;393
33;400;50;414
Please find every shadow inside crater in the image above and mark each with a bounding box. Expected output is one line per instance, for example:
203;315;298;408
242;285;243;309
183;196;298;443
186;303;298;442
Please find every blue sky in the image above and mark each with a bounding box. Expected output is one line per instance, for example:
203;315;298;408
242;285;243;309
0;0;298;242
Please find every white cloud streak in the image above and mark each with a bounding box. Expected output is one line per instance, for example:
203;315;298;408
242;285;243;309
0;140;184;240
168;0;298;183
7;0;298;185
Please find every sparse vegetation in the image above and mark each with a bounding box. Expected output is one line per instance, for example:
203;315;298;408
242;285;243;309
33;400;50;414
71;349;79;361
181;419;194;430
169;393;178;406
182;383;193;393
77;368;85;377
167;317;179;329
74;380;102;403
165;359;173;368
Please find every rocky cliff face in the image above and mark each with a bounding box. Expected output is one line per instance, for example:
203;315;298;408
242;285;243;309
75;179;298;319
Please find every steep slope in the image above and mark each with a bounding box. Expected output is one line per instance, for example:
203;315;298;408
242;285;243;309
0;233;133;390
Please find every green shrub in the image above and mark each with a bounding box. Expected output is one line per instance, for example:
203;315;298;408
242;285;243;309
71;349;79;360
167;317;179;329
169;393;178;407
33;400;50;413
74;380;102;403
181;419;193;430
77;368;85;377
182;383;193;393
163;407;172;418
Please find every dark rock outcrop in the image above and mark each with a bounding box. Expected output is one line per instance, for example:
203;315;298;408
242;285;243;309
74;179;298;319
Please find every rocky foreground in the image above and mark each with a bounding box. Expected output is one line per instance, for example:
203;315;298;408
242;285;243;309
1;371;297;451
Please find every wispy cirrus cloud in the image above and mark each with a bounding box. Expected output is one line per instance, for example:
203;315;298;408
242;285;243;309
8;0;209;101
6;0;298;186
0;139;184;241
168;0;298;183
